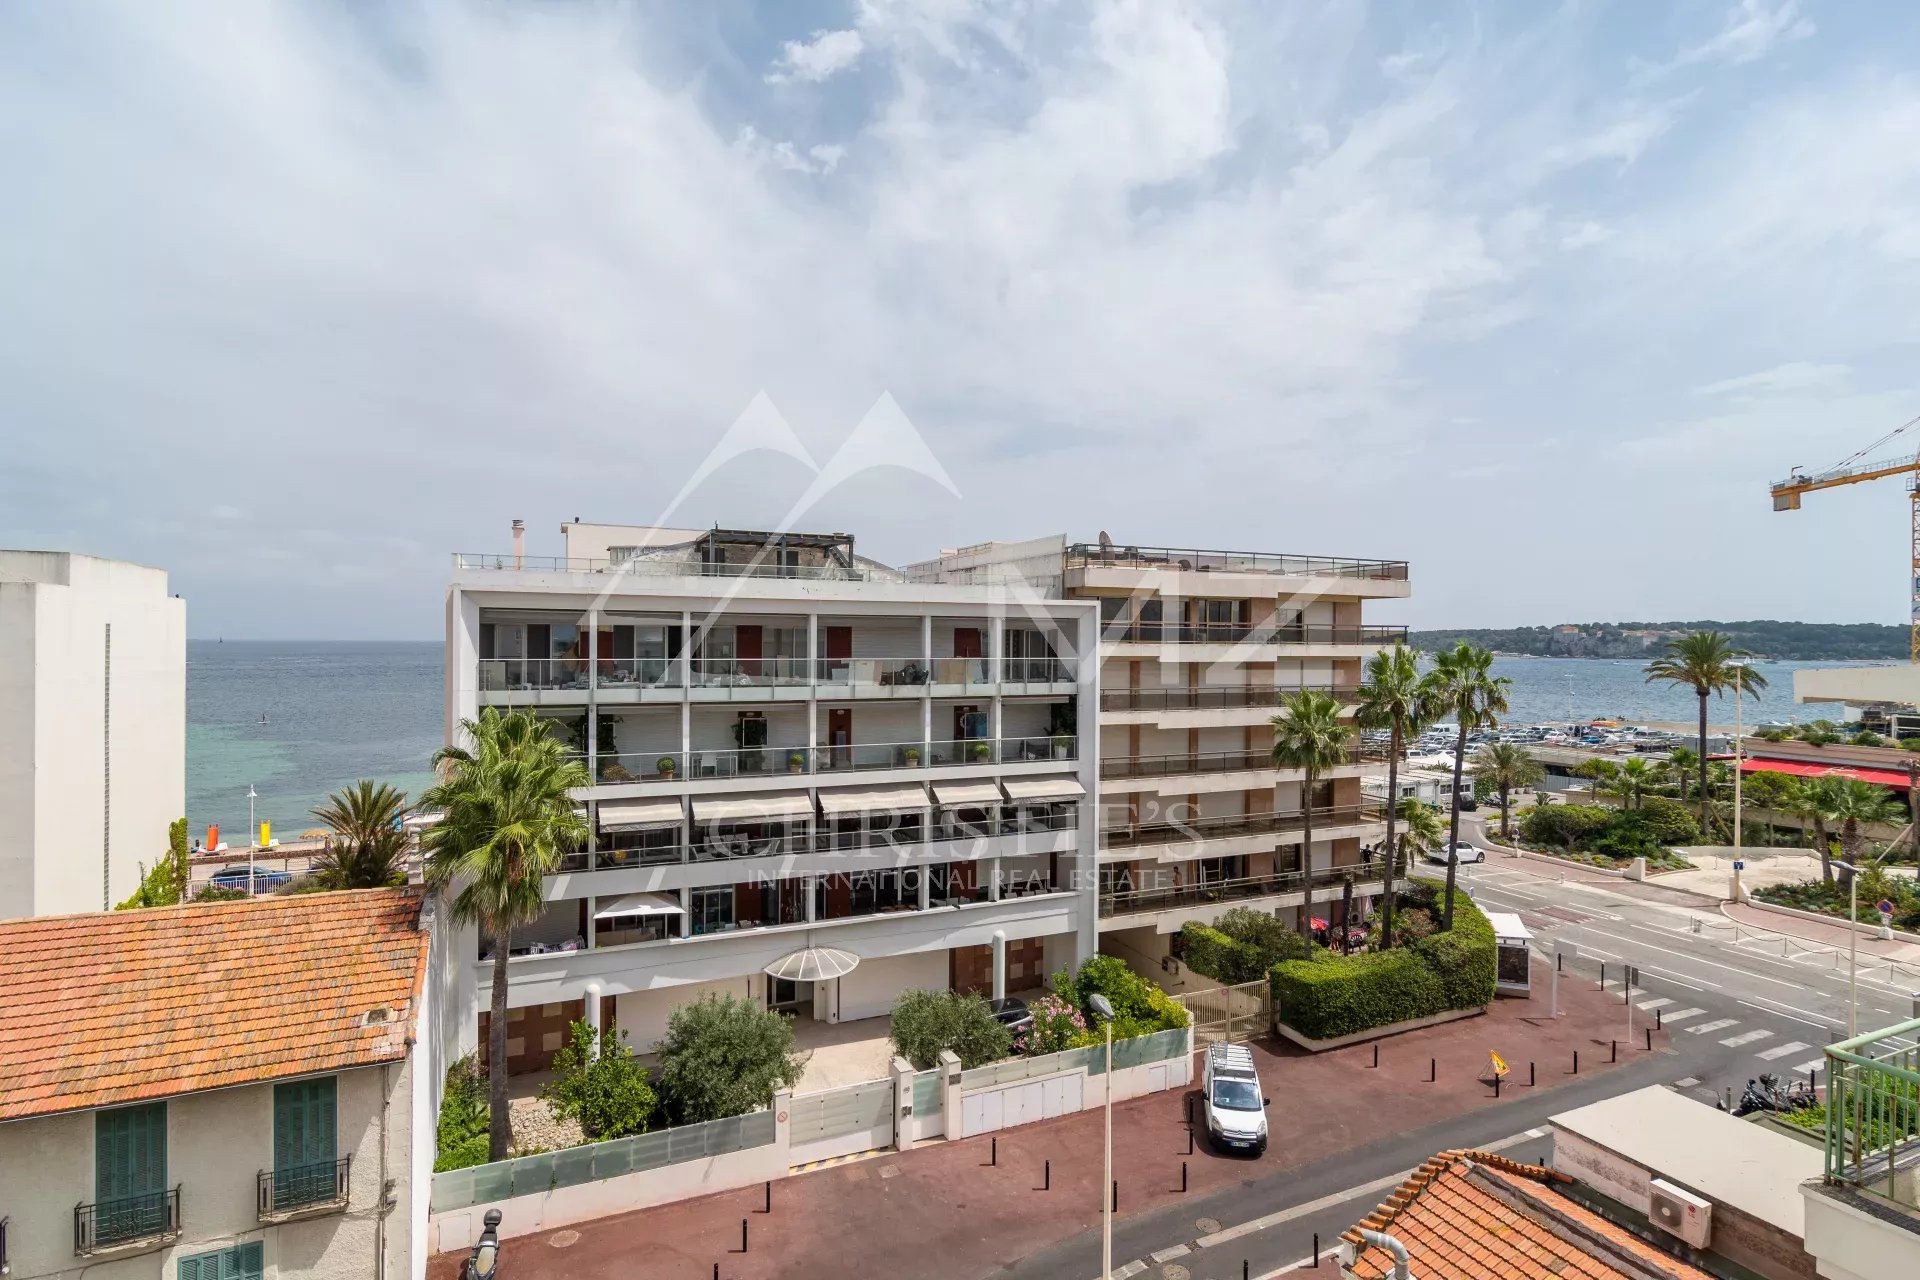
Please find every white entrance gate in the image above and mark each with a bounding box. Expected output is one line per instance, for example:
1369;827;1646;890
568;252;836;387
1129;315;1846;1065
958;1071;1085;1136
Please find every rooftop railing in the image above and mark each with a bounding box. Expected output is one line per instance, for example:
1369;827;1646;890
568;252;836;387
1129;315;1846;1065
1823;1018;1920;1215
1100;684;1361;712
454;552;907;583
1067;543;1408;580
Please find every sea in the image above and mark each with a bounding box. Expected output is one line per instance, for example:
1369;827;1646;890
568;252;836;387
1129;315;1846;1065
183;644;1864;839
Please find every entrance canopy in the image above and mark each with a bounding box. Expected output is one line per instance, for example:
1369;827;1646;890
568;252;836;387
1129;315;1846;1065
764;946;859;983
593;892;684;919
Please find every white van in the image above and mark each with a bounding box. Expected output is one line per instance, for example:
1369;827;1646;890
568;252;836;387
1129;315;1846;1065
1200;1043;1268;1155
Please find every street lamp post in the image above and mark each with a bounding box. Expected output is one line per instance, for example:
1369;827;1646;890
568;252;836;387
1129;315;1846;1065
1833;859;1860;1039
1732;663;1744;855
246;784;259;896
1089;993;1116;1280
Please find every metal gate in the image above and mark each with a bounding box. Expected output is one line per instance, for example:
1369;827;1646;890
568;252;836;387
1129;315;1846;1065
787;1078;895;1165
1175;980;1270;1045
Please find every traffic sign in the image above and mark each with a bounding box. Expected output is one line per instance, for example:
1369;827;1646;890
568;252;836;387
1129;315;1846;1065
1732;860;1745;871
1488;1051;1509;1079
1880;899;1897;918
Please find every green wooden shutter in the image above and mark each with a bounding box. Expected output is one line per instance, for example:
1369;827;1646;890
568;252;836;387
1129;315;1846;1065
233;1241;264;1280
178;1242;262;1280
274;1076;337;1172
96;1101;167;1199
177;1252;207;1280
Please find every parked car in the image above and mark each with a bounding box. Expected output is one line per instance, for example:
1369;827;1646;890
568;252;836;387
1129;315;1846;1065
208;866;293;894
1451;841;1485;864
987;997;1034;1036
1201;1042;1268;1155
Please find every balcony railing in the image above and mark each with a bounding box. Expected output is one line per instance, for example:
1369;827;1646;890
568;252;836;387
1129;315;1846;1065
258;1156;351;1218
1066;543;1409;581
455;551;909;582
1102;623;1409;646
75;1187;180;1254
1102;746;1360;780
1101;803;1388;850
1099;860;1398;918
1100;684;1361;712
1822;1018;1920;1215
483;656;1074;696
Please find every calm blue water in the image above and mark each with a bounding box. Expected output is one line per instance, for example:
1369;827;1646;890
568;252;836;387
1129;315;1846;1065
183;645;1860;839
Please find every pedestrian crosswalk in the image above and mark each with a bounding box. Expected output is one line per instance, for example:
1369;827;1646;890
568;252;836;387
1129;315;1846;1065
1756;1040;1810;1060
1661;1007;1707;1023
1636;997;1673;1011
1719;1029;1773;1048
1687;1018;1740;1035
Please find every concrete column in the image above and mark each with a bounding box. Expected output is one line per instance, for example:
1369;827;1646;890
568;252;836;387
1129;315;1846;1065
919;865;932;910
681;609;693;759
586;896;597;949
584;982;603;1058
937;1049;965;1139
892;1053;918;1152
806;874;817;922
989;856;1002;901
680;886;692;939
587;606;599;784
991;929;1007;1001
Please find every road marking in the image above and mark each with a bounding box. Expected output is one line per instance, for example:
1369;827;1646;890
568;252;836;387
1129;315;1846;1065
1636;997;1673;1011
1660;1007;1707;1023
1687;1018;1740;1035
1720;1029;1774;1047
1795;1059;1825;1075
1195;1129;1546;1248
1149;1244;1190;1263
1735;998;1837;1031
1673;1076;1700;1087
1757;1041;1811;1061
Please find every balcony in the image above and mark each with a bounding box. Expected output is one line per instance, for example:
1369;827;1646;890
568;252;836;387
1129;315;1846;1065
589;735;1078;787
1101;623;1408;647
75;1187;180;1255
1100;684;1361;716
258;1157;351;1221
481;655;1075;704
1102;746;1360;781
1099;860;1398;920
1065;543;1409;581
1816;1019;1920;1213
1101;803;1387;851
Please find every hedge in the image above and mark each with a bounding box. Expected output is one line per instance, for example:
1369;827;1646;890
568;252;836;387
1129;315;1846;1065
1180;911;1308;984
1270;880;1495;1041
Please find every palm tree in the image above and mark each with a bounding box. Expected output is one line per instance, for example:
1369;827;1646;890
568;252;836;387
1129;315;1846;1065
1644;632;1767;820
422;707;590;1161
1393;799;1445;943
1826;777;1902;886
1610;757;1653;811
1783;777;1840;884
1355;645;1426;947
1473;743;1542;841
308;780;411;890
1665;748;1700;804
1418;643;1511;930
1271;688;1354;944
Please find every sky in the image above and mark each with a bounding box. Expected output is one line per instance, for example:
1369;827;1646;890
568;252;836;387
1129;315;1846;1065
5;0;1920;638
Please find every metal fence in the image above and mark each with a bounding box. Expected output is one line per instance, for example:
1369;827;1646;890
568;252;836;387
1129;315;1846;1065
1175;980;1272;1046
789;1079;893;1146
912;1069;942;1115
956;1026;1188;1091
429;1109;778;1212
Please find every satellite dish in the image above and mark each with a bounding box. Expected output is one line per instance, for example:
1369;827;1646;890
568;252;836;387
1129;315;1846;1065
1098;531;1113;548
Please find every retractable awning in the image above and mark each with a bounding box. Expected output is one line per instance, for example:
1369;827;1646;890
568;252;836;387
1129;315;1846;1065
598;796;687;831
1000;776;1085;801
817;783;931;816
932;780;1007;806
593;892;685;919
694;791;817;823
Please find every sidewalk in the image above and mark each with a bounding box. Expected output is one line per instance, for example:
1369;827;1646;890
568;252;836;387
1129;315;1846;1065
1721;899;1920;965
426;957;1662;1280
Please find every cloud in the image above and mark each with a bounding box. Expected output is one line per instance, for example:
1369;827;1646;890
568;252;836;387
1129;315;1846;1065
733;127;847;174
1541;101;1685;171
1638;0;1816;81
765;27;865;84
1693;362;1853;398
1558;221;1613;249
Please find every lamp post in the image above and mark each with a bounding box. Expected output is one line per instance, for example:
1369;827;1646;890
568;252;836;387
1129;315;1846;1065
1732;662;1744;855
1089;993;1116;1280
1833;859;1860;1038
246;784;259;896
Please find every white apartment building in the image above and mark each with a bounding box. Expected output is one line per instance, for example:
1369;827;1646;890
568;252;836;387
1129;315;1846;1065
441;523;1100;1072
908;535;1410;975
0;551;186;918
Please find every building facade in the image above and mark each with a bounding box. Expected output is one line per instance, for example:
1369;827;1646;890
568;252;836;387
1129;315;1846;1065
442;524;1100;1072
0;551;186;918
908;536;1410;976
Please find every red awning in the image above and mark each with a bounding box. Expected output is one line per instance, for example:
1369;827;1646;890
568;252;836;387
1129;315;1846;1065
1740;758;1912;789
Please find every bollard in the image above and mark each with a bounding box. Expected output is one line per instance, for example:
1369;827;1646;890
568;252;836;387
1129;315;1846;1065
1600;961;1606;988
1372;1043;1379;1069
1429;1056;1436;1083
741;1219;749;1254
1611;1040;1617;1064
1556;951;1562;973
764;1180;771;1214
991;1136;997;1167
1657;1006;1663;1030
1112;1180;1118;1212
1573;1049;1580;1075
1044;1159;1051;1192
1529;1061;1535;1087
1313;1232;1321;1266
714;1265;720;1280
1181;1161;1188;1193
1188;1127;1194;1156
1243;1262;1249;1280
1494;1074;1501;1099
1645;1027;1653;1051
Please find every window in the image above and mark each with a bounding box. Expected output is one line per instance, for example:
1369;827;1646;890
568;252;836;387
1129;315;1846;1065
178;1241;263;1280
95;1101;169;1245
691;887;734;935
272;1077;338;1210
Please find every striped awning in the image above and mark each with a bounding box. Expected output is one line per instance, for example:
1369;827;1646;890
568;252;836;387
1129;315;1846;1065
817;783;931;816
598;796;687;831
1001;776;1085;801
694;791;817;823
932;780;1006;807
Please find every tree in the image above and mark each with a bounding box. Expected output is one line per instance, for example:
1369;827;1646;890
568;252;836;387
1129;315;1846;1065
889;989;1012;1069
1395;798;1444;864
1271;688;1354;943
118;817;191;909
1355;644;1426;948
1575;757;1618;802
1644;632;1766;822
1825;777;1902;886
1783;777;1840;884
1418;643;1511;930
421;707;590;1160
656;993;803;1124
1797;719;1842;747
540;1021;658;1140
1473;743;1542;840
308;780;411;890
1665;748;1700;804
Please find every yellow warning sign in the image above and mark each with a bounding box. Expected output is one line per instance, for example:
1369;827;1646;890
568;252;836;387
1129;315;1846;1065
1489;1051;1509;1078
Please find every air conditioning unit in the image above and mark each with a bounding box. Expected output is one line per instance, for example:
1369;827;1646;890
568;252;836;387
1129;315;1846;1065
1648;1178;1712;1247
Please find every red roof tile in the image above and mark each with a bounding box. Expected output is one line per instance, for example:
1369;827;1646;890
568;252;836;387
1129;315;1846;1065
1343;1149;1717;1280
0;888;428;1121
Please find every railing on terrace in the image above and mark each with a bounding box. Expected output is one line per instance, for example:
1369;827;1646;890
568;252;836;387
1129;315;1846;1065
484;656;1073;696
555;807;1080;870
1823;1018;1920;1213
75;1187;180;1254
258;1157;351;1218
689;657;814;689
1066;544;1407;580
1100;861;1396;918
430;1110;779;1212
1102;622;1409;646
1101;684;1361;711
1102;803;1388;850
454;552;908;583
1103;746;1360;779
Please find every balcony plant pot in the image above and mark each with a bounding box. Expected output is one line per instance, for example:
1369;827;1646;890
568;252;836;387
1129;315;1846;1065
788;752;806;774
1050;736;1072;760
971;743;992;762
656;756;677;779
904;747;921;766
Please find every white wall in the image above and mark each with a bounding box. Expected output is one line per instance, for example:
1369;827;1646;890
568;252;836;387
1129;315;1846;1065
614;974;764;1054
0;552;185;918
834;949;949;1023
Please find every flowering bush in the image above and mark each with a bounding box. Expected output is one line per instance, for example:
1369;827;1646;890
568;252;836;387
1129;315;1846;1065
1015;994;1093;1056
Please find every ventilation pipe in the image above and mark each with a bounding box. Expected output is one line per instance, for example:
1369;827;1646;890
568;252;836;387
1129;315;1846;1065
511;519;525;569
1359;1230;1412;1280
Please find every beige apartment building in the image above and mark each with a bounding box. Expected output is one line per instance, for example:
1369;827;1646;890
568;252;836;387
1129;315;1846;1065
908;536;1409;977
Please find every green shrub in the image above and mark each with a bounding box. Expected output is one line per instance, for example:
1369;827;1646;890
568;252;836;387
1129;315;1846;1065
656;994;802;1124
889;989;1013;1069
1634;797;1701;846
1180;909;1307;982
192;883;249;903
1520;803;1614;850
1271;879;1495;1040
434;1055;491;1171
539;1021;658;1141
1019;994;1094;1056
1053;955;1189;1036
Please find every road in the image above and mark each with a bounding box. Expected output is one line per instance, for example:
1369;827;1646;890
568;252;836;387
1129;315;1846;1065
1000;836;1920;1280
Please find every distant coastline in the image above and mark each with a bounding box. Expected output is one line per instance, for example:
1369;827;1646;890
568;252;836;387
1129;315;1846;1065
1409;620;1903;663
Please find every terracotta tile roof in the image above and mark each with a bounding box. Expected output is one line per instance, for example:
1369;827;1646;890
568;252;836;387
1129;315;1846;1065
1343;1149;1717;1280
0;888;428;1121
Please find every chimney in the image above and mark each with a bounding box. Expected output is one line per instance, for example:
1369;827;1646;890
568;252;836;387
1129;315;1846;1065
511;519;525;569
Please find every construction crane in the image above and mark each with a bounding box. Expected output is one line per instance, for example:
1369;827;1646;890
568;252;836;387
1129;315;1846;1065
1770;412;1920;661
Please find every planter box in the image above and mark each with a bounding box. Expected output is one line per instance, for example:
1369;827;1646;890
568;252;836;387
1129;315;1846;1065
1272;1003;1485;1052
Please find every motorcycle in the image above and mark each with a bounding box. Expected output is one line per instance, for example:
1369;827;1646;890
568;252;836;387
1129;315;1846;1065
1727;1073;1818;1117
